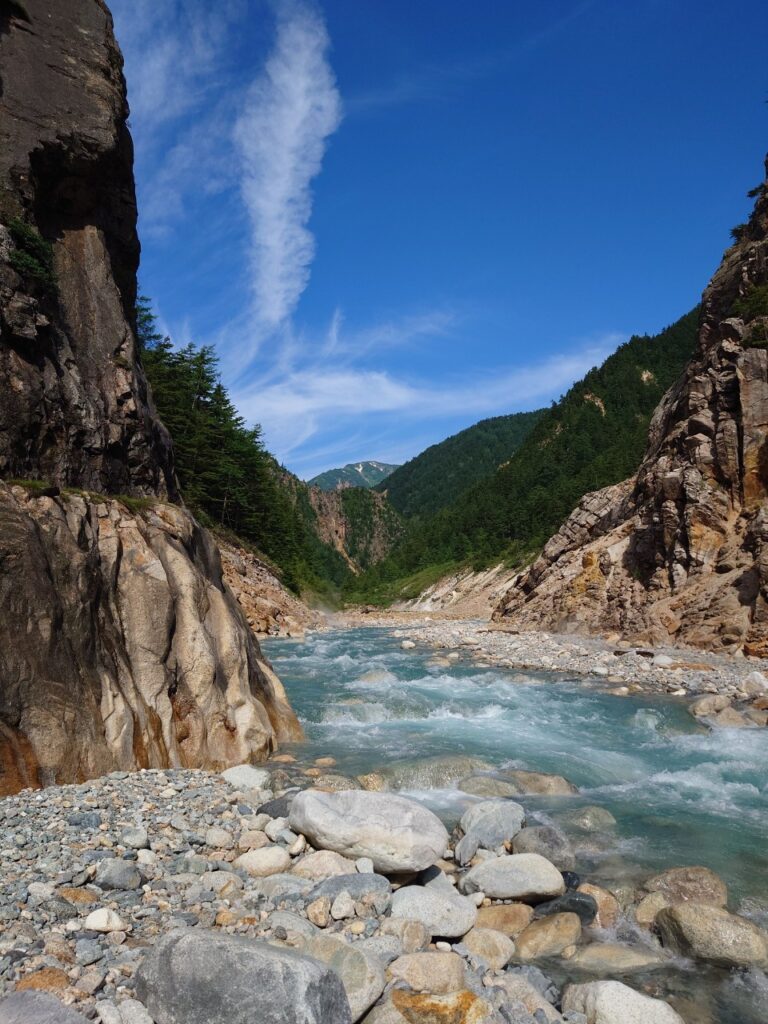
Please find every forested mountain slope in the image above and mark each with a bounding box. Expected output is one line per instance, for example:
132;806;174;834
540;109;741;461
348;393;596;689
378;411;544;518
348;310;699;601
139;313;402;595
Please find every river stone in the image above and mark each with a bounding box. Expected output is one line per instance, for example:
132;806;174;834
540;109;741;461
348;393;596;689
562;980;685;1024
494;975;564;1023
569;806;616;831
357;756;491;792
84;908;127;933
475;902;533;937
388;951;466;993
500;769;578;795
461;854;565;902
0;992;92;1023
635;892;670;928
121;826;149;850
534;891;597;925
462;926;515;969
299;935;385;1022
459;800;526;848
655;903;768;968
221;764;272;791
94;858;142;891
513;826;575;871
390;886;477;938
289;790;449;873
689;694;732;718
292;850;357;880
390;988;497;1023
566;943;665;973
134;928;352;1024
256;874;313;900
309;872;392;906
457;775;522;798
233;846;291;877
380;918;430;953
515;913;582;960
268;911;320;939
578;884;620;929
642;866;727;907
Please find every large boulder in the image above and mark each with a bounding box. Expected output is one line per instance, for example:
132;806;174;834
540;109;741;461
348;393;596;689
641;866;727;907
459;800;525;848
562;980;684;1024
298;935;385;1022
655;903;768;968
289;790;448;873
134;929;352;1024
461;854;565;902
475;902;533;937
0;992;90;1023
391;886;477;938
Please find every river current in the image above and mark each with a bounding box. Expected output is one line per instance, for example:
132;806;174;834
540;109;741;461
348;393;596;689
263;626;768;1023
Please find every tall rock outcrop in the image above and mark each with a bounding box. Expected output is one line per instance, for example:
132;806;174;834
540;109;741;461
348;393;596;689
495;156;768;653
0;0;300;794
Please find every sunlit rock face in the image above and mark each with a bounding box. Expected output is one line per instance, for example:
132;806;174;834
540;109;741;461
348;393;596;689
495;155;768;653
0;0;301;793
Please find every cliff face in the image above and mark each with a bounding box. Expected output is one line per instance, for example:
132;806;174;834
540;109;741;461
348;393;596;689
307;486;403;573
495;157;768;653
0;0;301;794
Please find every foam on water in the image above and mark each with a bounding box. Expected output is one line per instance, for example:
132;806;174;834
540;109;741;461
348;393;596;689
263;627;768;910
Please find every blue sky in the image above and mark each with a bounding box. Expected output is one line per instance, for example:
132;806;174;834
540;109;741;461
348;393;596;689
110;0;768;479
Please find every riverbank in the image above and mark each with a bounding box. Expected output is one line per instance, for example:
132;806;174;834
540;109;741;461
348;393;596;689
2;760;766;1024
333;612;768;724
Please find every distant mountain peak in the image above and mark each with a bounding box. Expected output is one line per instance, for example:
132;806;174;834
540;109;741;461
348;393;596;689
308;461;400;492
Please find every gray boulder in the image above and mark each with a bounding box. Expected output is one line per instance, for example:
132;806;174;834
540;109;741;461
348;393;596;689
134;928;352;1024
461;853;565;902
390;885;477;938
298;935;386;1022
459;799;525;848
308;873;392;906
289;790;448;873
95;858;142;890
0;992;90;1024
655;903;768;969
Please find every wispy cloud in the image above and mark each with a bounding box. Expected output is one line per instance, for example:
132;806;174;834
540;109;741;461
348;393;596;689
234;1;342;335
234;334;622;470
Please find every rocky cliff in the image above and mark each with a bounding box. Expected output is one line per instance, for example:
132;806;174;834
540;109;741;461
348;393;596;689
495;156;768;653
0;0;300;794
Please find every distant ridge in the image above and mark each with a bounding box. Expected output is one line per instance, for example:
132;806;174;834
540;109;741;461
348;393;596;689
309;461;399;491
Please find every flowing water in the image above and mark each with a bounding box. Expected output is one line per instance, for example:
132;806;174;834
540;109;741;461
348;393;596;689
263;626;768;1023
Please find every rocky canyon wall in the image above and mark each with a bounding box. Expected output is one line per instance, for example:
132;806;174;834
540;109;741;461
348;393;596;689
495;156;768;654
0;0;300;794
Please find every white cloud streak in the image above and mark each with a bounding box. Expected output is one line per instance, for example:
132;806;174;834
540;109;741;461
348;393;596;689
234;2;342;334
234;334;623;469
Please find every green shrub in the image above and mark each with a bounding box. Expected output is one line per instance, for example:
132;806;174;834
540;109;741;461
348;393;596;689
734;284;768;322
8;218;55;289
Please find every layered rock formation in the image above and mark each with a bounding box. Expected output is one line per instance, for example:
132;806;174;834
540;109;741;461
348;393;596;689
0;0;300;794
495;157;768;652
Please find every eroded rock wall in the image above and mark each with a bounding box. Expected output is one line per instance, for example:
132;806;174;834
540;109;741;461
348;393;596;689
495;157;768;653
0;484;301;796
0;0;302;791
